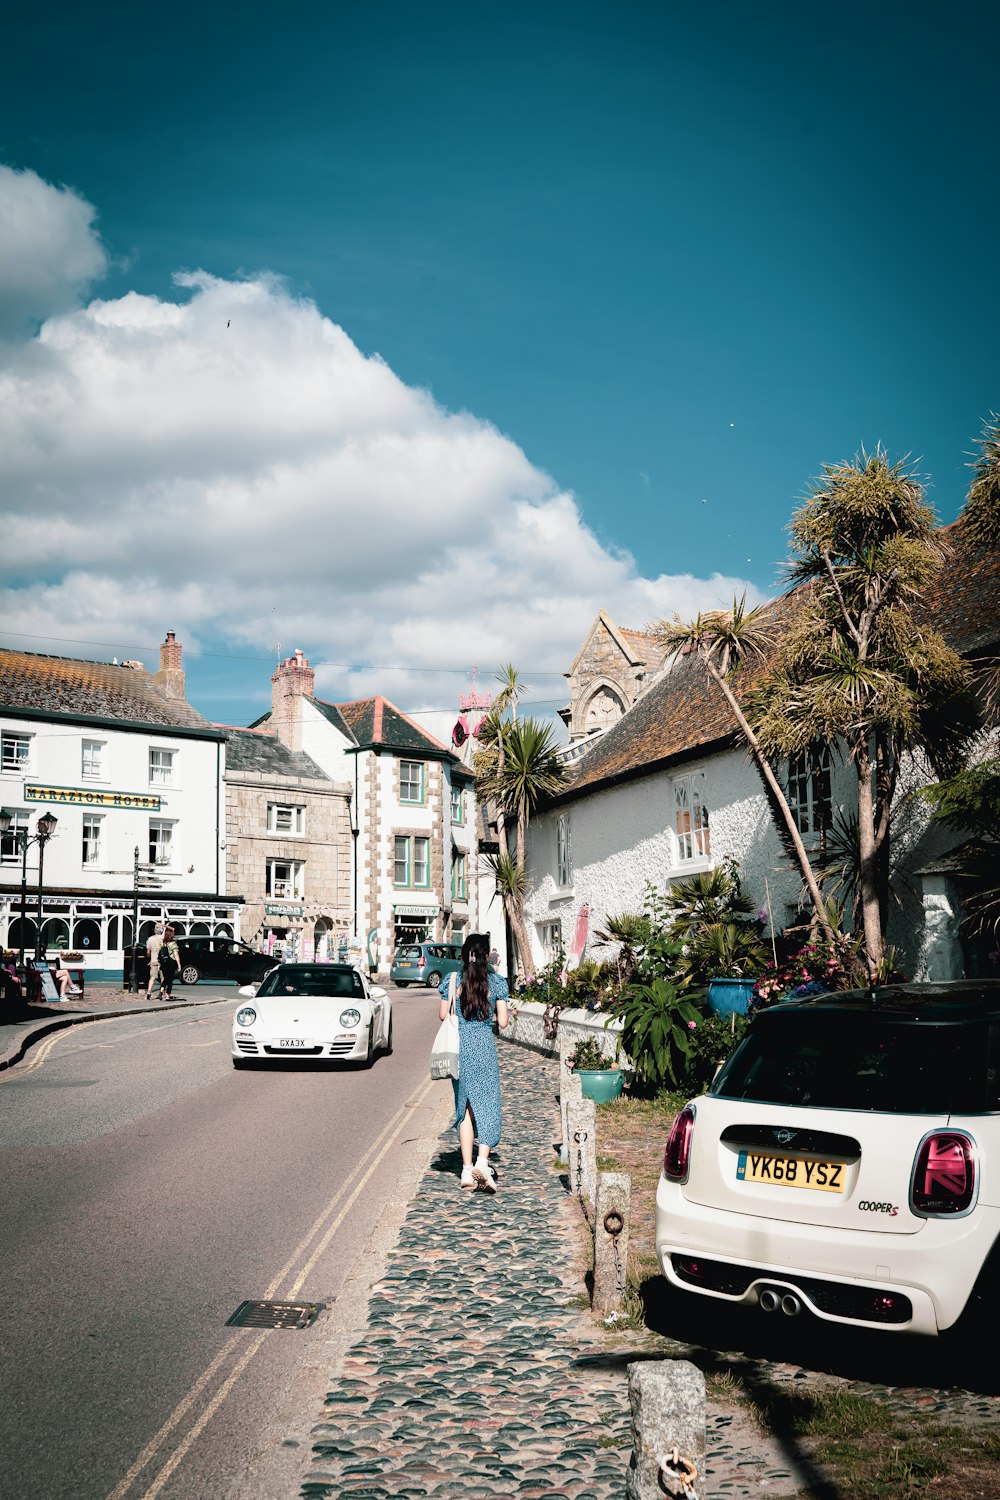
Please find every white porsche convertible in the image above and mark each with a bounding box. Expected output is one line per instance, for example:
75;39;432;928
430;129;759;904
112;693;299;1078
232;962;392;1069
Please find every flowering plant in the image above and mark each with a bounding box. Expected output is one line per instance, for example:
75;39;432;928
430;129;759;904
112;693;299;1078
567;1036;613;1071
752;934;859;1006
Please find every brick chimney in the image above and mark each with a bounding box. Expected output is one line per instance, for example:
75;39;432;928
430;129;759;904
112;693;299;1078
271;649;315;750
155;630;186;700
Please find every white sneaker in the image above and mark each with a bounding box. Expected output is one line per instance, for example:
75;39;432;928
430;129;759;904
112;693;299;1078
473;1161;497;1193
66;986;82;996
460;1165;476;1190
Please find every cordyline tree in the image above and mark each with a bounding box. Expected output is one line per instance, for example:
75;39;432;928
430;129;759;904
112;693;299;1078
749;446;978;979
657;446;982;980
919;415;1000;942
654;597;844;954
474;665;566;978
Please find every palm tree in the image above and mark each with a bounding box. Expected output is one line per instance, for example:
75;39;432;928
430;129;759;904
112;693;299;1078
963;413;1000;549
655;595;843;950
472;670;566;979
751;447;978;976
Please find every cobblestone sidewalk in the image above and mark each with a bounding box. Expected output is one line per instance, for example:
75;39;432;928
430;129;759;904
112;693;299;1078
300;1044;632;1499
298;1044;821;1500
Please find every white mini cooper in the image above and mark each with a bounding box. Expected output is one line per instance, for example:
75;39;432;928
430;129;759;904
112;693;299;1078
655;981;1000;1336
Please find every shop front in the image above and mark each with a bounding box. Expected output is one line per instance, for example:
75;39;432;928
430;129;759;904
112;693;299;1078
0;888;244;981
392;901;440;957
259;902;351;964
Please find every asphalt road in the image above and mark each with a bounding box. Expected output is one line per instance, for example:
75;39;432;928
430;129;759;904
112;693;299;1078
0;982;447;1500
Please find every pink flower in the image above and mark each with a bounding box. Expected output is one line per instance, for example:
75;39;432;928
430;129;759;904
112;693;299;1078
687;1020;697;1029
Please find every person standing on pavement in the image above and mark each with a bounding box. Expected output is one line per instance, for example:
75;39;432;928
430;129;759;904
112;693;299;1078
438;931;509;1192
158;925;180;1000
146;923;165;998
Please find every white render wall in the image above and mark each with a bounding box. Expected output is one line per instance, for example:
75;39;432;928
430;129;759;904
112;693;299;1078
524;746;851;969
0;714;224;896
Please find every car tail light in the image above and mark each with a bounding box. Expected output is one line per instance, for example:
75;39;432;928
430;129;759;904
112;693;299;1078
663;1104;696;1182
911;1131;976;1216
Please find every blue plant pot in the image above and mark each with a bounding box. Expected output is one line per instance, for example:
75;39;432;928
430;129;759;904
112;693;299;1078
577;1068;625;1103
707;978;755;1016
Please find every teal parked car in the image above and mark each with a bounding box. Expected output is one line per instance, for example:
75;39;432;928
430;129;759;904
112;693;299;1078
390;941;463;988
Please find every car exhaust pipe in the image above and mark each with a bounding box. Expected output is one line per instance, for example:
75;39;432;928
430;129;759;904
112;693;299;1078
780;1293;802;1317
758;1288;781;1313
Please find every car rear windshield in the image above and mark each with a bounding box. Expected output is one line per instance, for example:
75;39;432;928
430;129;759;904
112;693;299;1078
712;1013;996;1114
256;967;365;999
395;947;422;961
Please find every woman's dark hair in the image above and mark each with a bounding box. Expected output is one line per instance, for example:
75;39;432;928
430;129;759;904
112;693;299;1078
164;925;175;940
459;932;491;1021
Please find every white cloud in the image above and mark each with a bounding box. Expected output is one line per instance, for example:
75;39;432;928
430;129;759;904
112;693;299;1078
0;185;766;717
0;165;109;334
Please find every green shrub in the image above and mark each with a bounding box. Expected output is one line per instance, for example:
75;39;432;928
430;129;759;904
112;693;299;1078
684;1011;750;1088
615;977;701;1093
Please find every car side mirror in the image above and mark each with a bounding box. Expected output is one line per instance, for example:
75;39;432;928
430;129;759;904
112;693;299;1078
369;985;387;1000
238;983;258;998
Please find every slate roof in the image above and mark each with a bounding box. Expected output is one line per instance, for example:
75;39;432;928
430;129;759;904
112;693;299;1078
222;726;330;780
331;695;456;759
0;649;217;733
923;520;1000;656
558;520;1000;806
310;698;359;742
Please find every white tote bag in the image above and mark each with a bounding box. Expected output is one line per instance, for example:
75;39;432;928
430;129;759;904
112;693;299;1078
429;972;461;1080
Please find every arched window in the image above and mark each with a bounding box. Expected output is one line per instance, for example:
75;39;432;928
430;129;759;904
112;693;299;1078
214;923;233;939
8;917;36;953
188;921;210;936
582;684;626;734
73;918;102;952
41;917;71;953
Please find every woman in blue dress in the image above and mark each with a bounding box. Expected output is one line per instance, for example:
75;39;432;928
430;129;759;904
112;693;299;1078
438;932;509;1192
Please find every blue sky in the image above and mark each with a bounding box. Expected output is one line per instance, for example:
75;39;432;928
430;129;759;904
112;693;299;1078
1;0;997;727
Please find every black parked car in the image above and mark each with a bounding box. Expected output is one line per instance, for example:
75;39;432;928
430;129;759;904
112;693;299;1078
176;937;276;987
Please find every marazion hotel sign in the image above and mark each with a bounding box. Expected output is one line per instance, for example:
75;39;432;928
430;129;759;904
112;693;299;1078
25;784;162;811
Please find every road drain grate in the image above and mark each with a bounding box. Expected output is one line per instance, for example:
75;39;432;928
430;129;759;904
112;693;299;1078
226;1300;324;1330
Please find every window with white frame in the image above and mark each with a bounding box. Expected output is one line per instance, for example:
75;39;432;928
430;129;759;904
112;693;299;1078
539;920;563;963
452;851;467;901
556;815;572;887
149;820;174;866
399;761;424;804
82;815;102;866
394;835;430;887
1;732;31;774
450;784;465;825
148;747;176;785
267;802;305;835
266;858;304;899
788;745;832;835
672;770;710;863
1;809;27;863
81;739;105;780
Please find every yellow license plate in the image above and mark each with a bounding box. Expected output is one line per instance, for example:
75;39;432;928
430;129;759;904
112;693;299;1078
736;1151;844;1193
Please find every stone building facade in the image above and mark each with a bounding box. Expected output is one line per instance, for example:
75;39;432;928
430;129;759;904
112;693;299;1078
558;611;664;750
222;727;353;960
249;653;479;974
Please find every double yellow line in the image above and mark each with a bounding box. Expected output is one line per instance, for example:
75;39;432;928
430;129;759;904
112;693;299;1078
107;1072;439;1500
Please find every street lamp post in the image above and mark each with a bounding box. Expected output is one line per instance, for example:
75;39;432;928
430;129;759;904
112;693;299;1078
34;811;58;959
0;809;58;969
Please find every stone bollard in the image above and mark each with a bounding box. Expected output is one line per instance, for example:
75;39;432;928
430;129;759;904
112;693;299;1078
566;1094;597;1204
559;1066;582;1167
626;1360;705;1500
593;1171;631;1317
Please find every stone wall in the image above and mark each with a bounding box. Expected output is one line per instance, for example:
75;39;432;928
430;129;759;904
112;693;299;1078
501;1000;627;1066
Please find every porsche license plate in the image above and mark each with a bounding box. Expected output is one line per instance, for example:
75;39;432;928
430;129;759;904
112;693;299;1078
736;1151;844;1193
275;1037;310;1049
